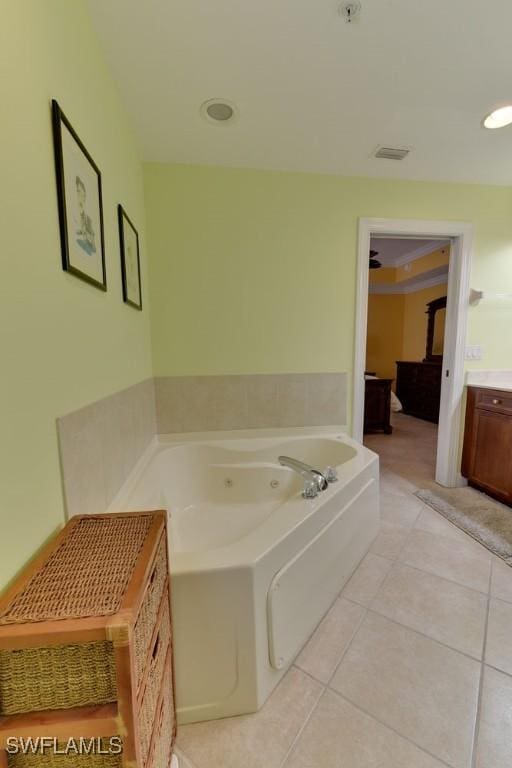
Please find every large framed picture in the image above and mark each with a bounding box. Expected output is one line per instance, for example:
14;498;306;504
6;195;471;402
118;205;142;310
52;99;106;290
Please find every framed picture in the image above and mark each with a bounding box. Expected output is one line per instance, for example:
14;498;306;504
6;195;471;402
118;205;142;310
52;99;106;290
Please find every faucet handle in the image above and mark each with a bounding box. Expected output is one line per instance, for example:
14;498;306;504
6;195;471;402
324;466;338;483
302;480;318;499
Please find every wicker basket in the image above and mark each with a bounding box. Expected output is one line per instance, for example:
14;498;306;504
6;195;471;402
138;594;172;767
148;660;175;768
0;516;154;625
0;512;177;768
0;641;117;716
133;537;168;692
0;515;154;717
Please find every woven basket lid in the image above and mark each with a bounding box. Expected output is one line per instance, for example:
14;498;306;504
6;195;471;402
0;515;155;625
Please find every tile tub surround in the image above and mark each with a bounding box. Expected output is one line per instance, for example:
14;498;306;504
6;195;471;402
154;373;347;433
58;372;347;518
57;379;156;517
175;470;512;768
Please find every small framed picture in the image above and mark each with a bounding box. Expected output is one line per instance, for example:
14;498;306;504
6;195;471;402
118;205;142;310
52;100;106;290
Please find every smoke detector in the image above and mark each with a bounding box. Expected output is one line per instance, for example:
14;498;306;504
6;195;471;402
374;145;411;161
338;2;361;23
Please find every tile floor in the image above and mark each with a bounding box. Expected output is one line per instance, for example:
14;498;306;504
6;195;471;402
175;415;512;768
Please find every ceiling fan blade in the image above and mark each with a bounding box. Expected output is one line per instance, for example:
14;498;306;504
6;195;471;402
369;249;381;269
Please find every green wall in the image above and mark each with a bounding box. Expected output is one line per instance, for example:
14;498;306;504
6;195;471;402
0;1;152;590
145;162;512;388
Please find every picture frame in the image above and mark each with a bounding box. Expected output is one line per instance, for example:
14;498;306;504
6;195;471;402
52;99;106;291
118;204;142;310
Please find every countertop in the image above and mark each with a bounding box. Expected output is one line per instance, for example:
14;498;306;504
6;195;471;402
466;370;512;392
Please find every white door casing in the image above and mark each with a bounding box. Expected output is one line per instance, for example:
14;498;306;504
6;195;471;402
354;218;473;487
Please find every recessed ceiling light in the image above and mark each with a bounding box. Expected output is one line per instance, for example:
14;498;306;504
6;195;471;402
201;99;237;125
483;105;512;129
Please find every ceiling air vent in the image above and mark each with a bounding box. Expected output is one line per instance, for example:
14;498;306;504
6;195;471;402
374;146;410;160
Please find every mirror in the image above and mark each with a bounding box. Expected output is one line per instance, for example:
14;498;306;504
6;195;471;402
432;307;446;356
424;296;447;362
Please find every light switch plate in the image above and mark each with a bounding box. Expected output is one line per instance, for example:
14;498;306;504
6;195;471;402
465;345;483;360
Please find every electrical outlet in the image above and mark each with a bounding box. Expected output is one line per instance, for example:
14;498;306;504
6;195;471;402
465;345;483;360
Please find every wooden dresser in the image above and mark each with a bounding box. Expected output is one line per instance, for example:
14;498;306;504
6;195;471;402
462;386;512;506
395;361;443;423
0;511;176;768
364;378;393;434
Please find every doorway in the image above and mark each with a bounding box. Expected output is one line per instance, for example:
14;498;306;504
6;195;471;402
353;218;473;488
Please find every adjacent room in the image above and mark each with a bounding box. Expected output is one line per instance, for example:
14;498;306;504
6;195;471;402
363;237;450;485
2;2;512;768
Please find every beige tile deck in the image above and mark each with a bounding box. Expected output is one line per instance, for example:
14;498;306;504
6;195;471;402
176;415;511;768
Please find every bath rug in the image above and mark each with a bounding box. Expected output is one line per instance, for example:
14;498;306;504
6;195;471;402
415;488;512;566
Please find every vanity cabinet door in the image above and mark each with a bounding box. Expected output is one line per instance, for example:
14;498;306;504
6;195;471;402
462;391;512;505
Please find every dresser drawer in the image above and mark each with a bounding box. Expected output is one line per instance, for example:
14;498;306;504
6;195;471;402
474;388;512;416
138;589;172;767
0;639;117;716
134;535;168;692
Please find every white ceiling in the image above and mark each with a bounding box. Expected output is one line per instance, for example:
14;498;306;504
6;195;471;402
370;238;448;267
86;0;512;184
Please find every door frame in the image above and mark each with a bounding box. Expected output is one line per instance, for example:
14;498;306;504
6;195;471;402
354;217;473;487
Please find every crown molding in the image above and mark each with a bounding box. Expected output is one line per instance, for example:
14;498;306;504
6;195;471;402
369;268;448;295
373;238;451;268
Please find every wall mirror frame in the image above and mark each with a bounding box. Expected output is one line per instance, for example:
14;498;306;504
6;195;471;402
424;295;447;362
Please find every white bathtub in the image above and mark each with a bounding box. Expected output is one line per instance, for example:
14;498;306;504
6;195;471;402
109;427;379;724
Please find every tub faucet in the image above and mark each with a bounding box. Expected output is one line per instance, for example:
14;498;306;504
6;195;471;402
278;456;328;499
